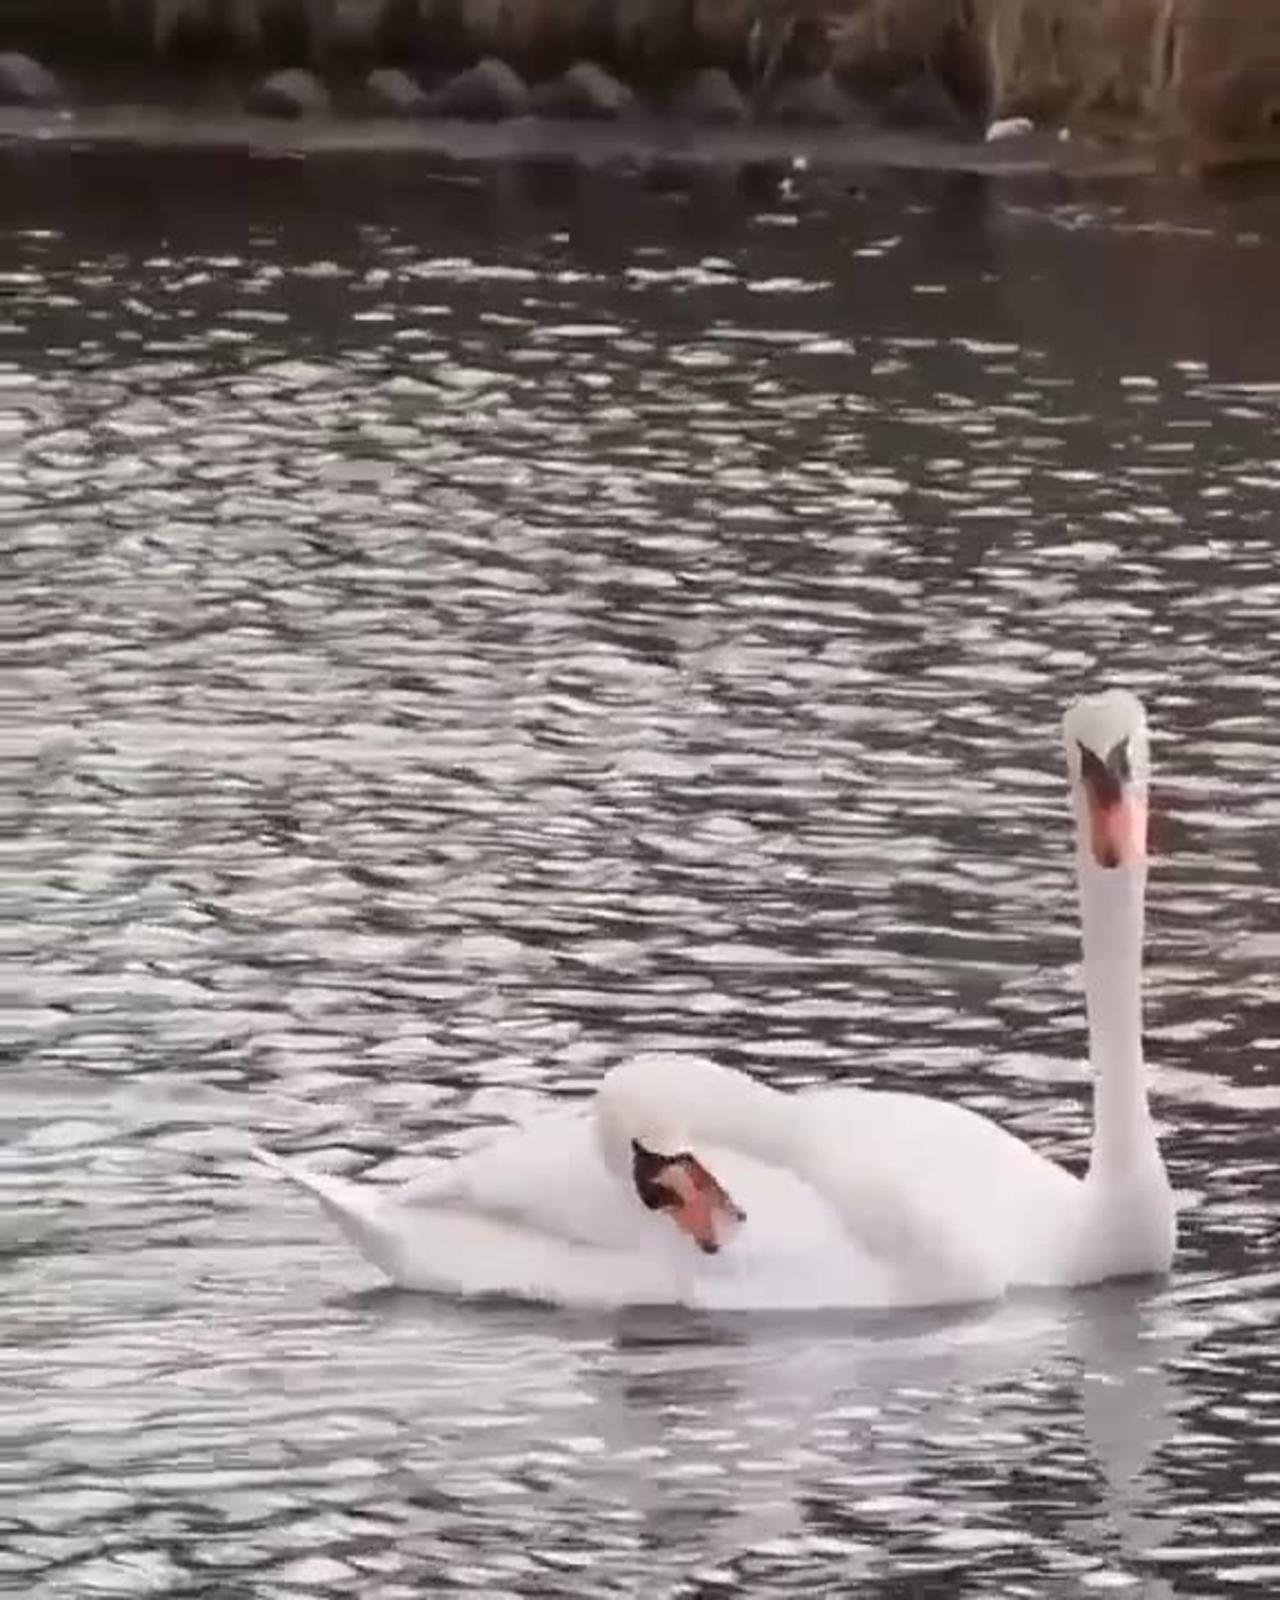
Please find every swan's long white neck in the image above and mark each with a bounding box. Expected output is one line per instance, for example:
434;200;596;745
1077;839;1152;1181
595;1056;802;1179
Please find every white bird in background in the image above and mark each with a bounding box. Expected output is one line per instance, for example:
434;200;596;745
253;689;1176;1310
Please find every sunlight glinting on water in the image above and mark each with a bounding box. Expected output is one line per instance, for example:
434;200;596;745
3;152;1280;1598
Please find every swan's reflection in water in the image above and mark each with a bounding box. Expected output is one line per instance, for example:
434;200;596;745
609;1288;1189;1589
298;1280;1192;1592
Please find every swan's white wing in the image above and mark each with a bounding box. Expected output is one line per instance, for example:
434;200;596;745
396;1109;660;1250
256;1114;937;1309
257;1150;691;1303
256;1133;698;1304
396;1113;870;1272
397;1116;975;1310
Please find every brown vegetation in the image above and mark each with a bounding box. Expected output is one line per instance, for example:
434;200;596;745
979;0;1167;120
2;0;1278;155
1168;0;1280;150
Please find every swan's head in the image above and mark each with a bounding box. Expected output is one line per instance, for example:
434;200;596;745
595;1056;746;1256
1062;689;1149;870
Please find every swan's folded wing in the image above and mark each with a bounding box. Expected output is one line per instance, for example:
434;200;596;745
394;1109;651;1250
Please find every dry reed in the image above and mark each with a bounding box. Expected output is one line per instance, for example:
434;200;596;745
3;0;1278;146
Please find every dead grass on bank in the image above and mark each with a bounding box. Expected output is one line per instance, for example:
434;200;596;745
980;0;1170;119
6;0;1280;150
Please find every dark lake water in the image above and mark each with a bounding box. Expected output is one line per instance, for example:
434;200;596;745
3;146;1280;1597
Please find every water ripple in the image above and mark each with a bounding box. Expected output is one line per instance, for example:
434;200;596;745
3;149;1279;1598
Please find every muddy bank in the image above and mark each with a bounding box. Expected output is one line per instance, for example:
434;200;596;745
0;100;1122;189
1;1;1278;168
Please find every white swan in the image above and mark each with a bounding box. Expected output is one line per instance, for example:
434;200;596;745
254;689;1175;1310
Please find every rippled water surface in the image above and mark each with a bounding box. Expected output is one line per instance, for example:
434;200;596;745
4;149;1280;1597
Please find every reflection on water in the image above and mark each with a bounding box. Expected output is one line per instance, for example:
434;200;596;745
3;149;1280;1597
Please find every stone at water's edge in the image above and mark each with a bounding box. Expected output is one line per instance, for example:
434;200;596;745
246;69;332;120
532;62;634;122
0;51;64;107
768;72;861;130
365;69;429;117
672;68;749;127
830;5;990;128
426;58;531;122
880;73;976;137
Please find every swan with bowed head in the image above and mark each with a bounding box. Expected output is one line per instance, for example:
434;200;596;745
253;689;1175;1309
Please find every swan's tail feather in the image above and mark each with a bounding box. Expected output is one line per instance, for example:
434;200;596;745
250;1144;301;1181
251;1143;338;1184
250;1144;357;1212
251;1145;404;1282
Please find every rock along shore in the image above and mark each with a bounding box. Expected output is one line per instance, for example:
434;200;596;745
1;0;1278;172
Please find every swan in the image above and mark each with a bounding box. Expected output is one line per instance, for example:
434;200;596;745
253;688;1175;1310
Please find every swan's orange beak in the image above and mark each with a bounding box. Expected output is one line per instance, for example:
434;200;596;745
632;1143;746;1255
1079;739;1147;868
661;1157;746;1254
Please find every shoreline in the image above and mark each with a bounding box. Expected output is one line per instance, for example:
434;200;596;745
0;103;1158;183
1;2;1278;180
